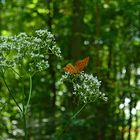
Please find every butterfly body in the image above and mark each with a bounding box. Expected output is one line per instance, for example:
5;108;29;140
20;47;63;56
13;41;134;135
63;57;89;74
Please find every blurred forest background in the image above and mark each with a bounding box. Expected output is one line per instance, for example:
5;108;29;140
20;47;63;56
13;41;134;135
0;0;140;140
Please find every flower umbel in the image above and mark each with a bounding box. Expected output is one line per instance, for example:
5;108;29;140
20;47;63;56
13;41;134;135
61;71;107;103
0;29;61;75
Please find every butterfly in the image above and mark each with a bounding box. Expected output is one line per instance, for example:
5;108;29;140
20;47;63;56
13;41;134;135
63;57;89;74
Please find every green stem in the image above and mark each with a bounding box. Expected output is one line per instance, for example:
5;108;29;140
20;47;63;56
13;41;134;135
71;103;87;119
22;76;32;139
21;81;27;140
11;67;22;79
23;107;28;140
24;76;32;115
57;103;87;139
1;71;22;112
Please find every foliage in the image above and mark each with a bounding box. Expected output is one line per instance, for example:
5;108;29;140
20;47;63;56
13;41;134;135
0;0;140;140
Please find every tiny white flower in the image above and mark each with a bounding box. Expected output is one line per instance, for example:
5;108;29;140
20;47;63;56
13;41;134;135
61;71;107;103
0;29;61;73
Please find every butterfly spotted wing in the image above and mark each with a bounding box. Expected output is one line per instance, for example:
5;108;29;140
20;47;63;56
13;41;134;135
63;57;89;74
75;57;89;71
63;64;79;74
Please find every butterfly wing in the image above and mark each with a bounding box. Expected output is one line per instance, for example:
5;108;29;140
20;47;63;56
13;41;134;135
75;57;89;71
63;64;79;74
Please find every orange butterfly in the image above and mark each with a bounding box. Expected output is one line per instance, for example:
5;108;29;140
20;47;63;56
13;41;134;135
63;57;89;74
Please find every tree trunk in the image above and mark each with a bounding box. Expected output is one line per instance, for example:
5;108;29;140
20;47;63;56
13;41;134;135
69;0;83;59
45;0;56;137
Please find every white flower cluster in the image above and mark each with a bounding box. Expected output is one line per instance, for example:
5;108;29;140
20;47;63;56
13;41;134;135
0;29;61;74
61;72;107;103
